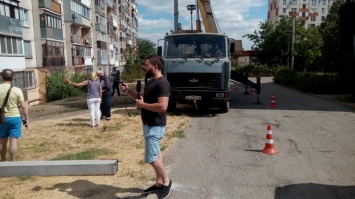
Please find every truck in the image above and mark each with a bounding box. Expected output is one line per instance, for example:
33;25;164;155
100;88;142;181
157;0;240;113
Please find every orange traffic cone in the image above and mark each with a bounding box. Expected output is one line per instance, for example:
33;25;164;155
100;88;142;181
262;125;279;155
270;93;277;108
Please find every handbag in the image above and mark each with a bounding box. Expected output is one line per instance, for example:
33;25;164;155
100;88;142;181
0;86;13;123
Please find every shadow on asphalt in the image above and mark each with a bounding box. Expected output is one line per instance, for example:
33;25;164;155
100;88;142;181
274;183;355;199
45;179;144;199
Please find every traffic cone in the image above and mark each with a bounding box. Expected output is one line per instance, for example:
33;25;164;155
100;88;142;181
270;93;277;108
262;125;278;155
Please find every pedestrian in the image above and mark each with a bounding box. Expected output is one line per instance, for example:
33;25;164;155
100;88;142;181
110;67;121;97
66;71;102;127
96;70;111;121
120;55;172;198
0;69;29;161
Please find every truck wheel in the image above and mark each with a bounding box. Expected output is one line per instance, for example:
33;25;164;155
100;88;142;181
167;99;176;112
219;101;230;113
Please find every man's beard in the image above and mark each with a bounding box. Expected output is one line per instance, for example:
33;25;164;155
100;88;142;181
145;70;154;78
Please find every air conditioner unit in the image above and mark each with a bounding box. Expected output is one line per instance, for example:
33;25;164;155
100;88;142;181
72;12;78;18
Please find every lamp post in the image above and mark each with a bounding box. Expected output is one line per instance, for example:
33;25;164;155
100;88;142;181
186;4;196;30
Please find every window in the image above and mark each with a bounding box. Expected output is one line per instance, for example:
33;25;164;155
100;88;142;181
25;71;36;89
20;8;29;27
0;1;20;19
311;8;316;13
322;0;326;5
311;0;316;6
40;14;62;29
8;71;36;89
43;40;64;56
0;35;23;55
321;16;325;21
24;40;31;58
283;0;287;5
12;72;24;88
292;0;297;5
292;8;297;12
70;0;90;19
283;8;286;13
322;8;326;14
311;16;316;21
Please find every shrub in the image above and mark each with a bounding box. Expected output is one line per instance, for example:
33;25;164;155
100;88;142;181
274;69;352;94
45;70;87;102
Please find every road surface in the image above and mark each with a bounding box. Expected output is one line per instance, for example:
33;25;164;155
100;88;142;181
150;76;355;199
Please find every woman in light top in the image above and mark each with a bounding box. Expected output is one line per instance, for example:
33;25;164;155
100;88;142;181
66;71;102;127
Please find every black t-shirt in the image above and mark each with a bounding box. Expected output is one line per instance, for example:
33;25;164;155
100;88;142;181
141;76;171;126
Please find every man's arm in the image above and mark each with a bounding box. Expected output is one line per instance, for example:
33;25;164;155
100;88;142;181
103;75;111;91
136;96;169;113
19;100;29;128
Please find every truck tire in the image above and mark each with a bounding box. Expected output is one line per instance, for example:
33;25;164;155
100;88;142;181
219;101;230;113
167;99;177;112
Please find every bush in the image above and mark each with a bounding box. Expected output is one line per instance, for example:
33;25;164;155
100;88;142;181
45;70;87;102
233;64;276;77
274;69;352;94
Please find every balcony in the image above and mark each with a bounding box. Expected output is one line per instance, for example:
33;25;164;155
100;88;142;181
41;27;63;40
95;5;105;16
71;34;92;46
107;0;114;8
95;23;106;33
43;56;65;67
0;16;22;36
97;41;107;49
73;57;84;65
39;0;61;14
289;12;298;16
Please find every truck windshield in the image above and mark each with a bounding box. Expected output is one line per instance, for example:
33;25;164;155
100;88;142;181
165;35;226;59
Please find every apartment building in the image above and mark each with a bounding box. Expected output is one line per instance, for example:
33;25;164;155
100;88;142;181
0;0;138;105
0;0;38;102
268;0;337;27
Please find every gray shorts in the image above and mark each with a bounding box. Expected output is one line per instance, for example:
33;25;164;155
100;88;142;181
143;125;166;163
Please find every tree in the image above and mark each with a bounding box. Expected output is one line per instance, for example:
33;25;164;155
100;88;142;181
138;38;156;61
122;38;156;81
319;0;346;72
244;17;322;70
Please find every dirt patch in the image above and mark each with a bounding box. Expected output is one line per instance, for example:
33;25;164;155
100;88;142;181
0;95;190;199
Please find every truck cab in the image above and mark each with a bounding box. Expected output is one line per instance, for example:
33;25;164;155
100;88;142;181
158;33;234;113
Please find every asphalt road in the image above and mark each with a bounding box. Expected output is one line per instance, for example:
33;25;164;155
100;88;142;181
150;77;355;199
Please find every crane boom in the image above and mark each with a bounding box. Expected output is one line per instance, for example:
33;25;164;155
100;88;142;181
196;0;218;33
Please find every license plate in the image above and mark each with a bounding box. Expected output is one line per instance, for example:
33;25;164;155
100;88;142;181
185;95;201;100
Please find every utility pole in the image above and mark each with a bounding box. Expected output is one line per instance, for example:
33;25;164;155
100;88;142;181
291;17;295;70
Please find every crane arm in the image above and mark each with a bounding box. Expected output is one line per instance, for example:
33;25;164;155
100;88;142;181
196;0;218;33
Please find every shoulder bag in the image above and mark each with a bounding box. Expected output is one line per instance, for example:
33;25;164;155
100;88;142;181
0;86;13;123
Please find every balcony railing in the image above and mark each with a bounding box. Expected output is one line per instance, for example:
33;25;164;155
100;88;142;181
39;0;61;14
73;57;84;65
43;56;65;67
71;34;92;46
95;23;106;33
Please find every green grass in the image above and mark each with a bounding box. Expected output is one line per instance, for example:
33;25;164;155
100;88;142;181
50;148;113;160
334;95;355;103
167;129;185;140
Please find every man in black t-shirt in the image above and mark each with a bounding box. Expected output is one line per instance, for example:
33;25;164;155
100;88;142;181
120;55;172;198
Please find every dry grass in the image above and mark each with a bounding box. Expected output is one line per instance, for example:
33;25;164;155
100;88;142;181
0;96;190;199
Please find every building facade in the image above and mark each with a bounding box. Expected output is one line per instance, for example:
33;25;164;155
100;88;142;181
268;0;337;27
0;0;138;105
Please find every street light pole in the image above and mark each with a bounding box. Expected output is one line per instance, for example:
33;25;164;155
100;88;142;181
186;4;196;30
291;17;295;70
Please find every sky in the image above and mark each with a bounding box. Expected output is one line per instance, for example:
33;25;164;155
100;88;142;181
137;0;267;50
